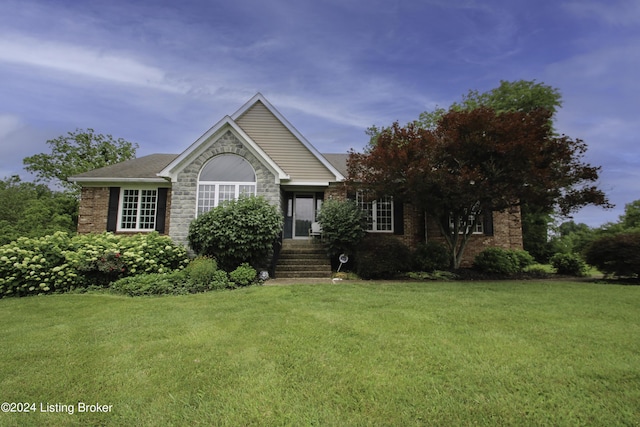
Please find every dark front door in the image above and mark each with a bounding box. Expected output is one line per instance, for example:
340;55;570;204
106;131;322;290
294;194;315;238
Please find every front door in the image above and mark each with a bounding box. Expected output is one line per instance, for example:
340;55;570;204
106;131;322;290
294;194;315;238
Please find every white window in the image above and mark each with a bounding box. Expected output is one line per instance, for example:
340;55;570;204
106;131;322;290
119;189;157;231
357;192;394;232
197;154;256;215
449;214;484;234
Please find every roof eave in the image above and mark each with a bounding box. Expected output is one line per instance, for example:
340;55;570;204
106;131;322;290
68;177;170;184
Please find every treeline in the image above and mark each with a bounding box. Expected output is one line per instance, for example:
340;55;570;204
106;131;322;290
0;176;78;245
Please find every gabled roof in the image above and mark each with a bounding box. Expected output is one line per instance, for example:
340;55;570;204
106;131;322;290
231;94;345;182
322;153;349;178
157;115;289;183
69;94;347;185
68;154;177;183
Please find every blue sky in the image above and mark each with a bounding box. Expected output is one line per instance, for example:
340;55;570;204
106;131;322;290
1;0;638;227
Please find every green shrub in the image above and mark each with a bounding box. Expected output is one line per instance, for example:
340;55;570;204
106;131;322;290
207;270;231;290
188;196;283;271
0;232;189;297
185;257;218;287
316;199;366;258
356;235;411;279
510;250;535;270
550;253;588;277
110;271;189;296
584;232;640;278
412;241;450;271
229;263;257;287
473;247;519;275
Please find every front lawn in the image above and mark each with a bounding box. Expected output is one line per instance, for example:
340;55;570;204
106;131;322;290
1;281;639;426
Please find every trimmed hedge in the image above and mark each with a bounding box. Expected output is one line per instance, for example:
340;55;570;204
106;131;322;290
0;232;189;297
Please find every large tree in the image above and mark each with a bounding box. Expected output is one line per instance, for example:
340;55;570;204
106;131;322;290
23;128;138;194
348;107;609;269
410;80;570;261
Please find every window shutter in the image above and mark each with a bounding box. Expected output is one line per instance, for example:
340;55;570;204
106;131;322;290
107;187;120;232
155;188;168;233
393;201;404;235
483;211;494;236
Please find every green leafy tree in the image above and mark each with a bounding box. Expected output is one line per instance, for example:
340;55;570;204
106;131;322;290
348;108;609;269
620;200;640;230
23;128;138;193
187;196;283;271
0;175;77;244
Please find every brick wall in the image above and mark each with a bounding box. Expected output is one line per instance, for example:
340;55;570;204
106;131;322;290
77;186;172;236
77;187;110;234
424;205;523;267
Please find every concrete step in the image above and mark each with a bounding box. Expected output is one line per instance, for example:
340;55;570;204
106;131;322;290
275;240;331;279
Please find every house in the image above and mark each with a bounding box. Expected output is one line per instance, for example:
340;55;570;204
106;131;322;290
69;93;523;268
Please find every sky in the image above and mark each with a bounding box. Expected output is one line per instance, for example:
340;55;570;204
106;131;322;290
0;0;638;227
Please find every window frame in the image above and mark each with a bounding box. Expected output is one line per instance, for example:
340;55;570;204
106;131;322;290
196;155;257;216
116;187;158;232
356;192;394;233
449;213;484;235
196;182;257;215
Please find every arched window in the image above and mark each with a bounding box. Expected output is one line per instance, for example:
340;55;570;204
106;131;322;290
197;154;256;215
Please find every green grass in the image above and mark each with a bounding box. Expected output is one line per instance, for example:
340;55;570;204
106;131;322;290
1;281;639;426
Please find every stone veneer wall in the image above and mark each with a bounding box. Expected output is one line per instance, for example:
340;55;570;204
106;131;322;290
168;130;279;247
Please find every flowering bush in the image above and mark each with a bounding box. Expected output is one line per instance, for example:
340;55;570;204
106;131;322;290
0;232;189;297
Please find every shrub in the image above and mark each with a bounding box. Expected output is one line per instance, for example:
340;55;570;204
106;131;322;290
110;271;189;296
188;196;283;271
0;232;189;297
229;263;257;287
356;235;411;279
316;199;366;258
473;247;519;275
550;253;588;277
510;250;535;271
584;232;640;278
412;241;450;271
185;257;218;287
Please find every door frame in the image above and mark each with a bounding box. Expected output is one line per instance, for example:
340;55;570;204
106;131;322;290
283;191;324;239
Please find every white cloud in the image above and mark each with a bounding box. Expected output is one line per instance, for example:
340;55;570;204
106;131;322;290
0;114;24;140
0;34;189;94
564;0;640;26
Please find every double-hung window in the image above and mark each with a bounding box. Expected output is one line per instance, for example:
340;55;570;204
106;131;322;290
356;192;394;232
119;189;158;231
197;154;257;215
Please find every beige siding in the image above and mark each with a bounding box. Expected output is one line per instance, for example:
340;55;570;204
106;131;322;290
235;101;336;182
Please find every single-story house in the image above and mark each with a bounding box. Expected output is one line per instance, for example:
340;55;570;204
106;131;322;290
69;93;523;267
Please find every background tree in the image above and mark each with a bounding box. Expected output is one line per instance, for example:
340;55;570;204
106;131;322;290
0;175;77;245
23;128;138;194
348;107;609;269
620;200;640;230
